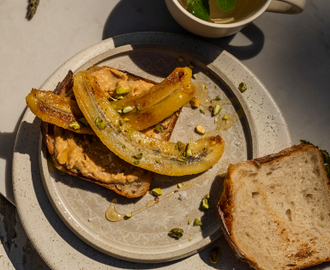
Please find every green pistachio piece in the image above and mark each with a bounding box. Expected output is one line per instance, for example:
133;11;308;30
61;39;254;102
168;228;183;239
201;194;210;210
69;121;80;130
193;218;203;226
212;105;222;116
122;106;133;114
238;82;247;92
136;104;141;114
124;212;132;219
149;187;162;196
184;143;193;157
114;95;124;100
115;86;130;95
95;117;106;130
195;125;205;135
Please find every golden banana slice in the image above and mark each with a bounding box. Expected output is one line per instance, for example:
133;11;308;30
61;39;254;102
26;89;94;134
73;71;225;176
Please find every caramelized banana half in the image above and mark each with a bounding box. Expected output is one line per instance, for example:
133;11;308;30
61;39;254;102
26;67;195;133
26;89;94;134
117;67;195;130
73;71;225;177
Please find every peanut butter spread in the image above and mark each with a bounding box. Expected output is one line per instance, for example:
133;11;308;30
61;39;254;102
54;127;146;184
91;67;154;96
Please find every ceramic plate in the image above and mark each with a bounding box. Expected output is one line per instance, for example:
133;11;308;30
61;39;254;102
13;32;291;269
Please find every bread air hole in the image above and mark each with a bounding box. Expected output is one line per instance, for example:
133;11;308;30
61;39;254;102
286;209;292;221
305;193;313;203
287;264;297;267
252;192;259;198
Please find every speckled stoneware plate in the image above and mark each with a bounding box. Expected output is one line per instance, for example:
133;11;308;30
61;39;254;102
13;32;291;269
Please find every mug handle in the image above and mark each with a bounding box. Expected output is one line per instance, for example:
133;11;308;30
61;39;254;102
266;0;306;14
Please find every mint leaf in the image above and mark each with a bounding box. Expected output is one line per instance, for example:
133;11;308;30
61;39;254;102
187;0;210;21
215;0;236;12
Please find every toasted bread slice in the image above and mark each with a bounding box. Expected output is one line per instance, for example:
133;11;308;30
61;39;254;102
218;144;330;270
41;67;180;198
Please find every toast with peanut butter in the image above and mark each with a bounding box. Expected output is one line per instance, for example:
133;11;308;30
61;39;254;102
39;67;181;198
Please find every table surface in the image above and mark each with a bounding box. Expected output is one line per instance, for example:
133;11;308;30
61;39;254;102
1;0;329;269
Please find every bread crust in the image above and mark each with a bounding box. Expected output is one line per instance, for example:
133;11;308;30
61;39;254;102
40;67;181;198
218;144;330;270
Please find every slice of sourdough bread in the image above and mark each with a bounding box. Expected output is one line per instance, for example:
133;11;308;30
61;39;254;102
40;67;181;198
218;144;330;270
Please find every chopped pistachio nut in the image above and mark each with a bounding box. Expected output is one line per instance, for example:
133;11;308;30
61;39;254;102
175;141;184;151
122;144;126;149
135;104;141;114
122;106;133;114
189;238;192;242
155;158;161;164
117;128;122;133
214;118;218;124
195;125;205;135
204;84;208;89
222;114;229;121
114;95;124;100
199;108;205;114
188;62;194;69
209;247;221;264
115;86;130;95
154;123;164;133
168;228;183;239
117;109;123;114
95;117;106;130
178;57;184;62
149;187;162;196
69;121;80;130
123;117;129;121
193;218;203;226
201;194;210;210
111;104;117;109
192;73;197;79
177;157;186;162
78;118;88;126
212;105;222;116
124;212;132;219
189;97;200;108
188;218;193;225
127;128;133;133
215;95;221;101
132;152;143;160
119;119;123;126
184;143;193;157
238;82;247;92
133;161;139;165
177;183;182;188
